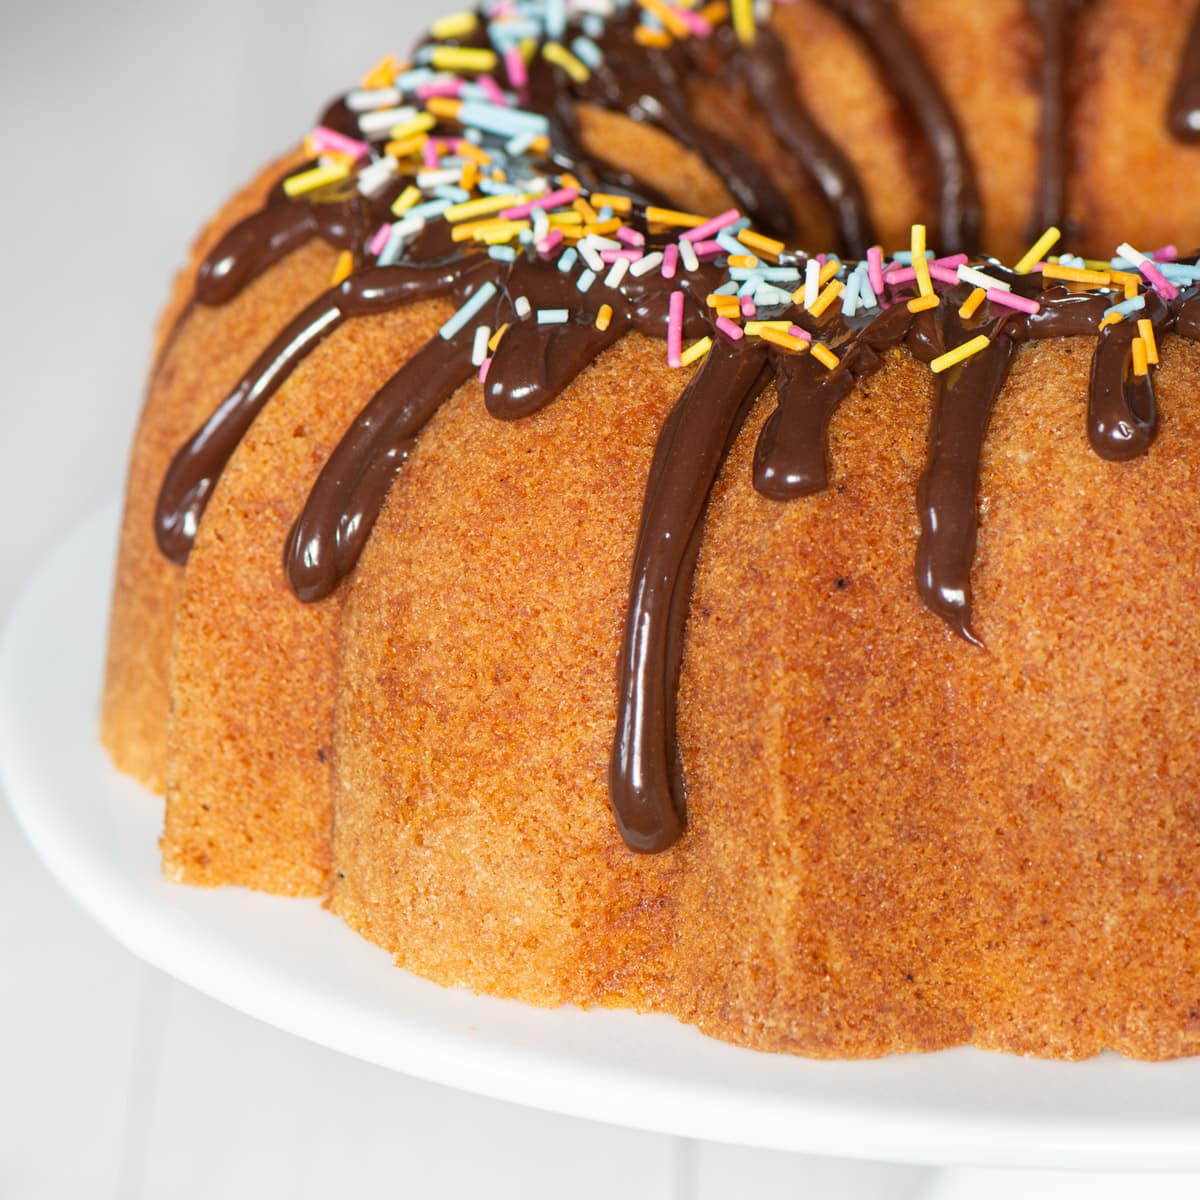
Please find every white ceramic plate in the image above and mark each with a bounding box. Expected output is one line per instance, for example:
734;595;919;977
3;499;1200;1170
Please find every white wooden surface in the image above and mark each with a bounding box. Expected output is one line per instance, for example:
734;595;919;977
0;3;1177;1196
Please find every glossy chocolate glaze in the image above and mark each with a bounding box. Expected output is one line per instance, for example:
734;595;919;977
150;5;1200;852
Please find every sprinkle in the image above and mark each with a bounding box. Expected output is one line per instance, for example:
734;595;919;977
634;25;673;49
758;327;810;353
472;324;491;367
803;258;821;309
573;268;596;293
430;46;498;74
811;343;839;370
1104;294;1146;319
678;239;700;273
500;187;578;220
536;228;565;256
680;336;712;366
345;87;401;112
986;288;1040;315
457;102;549;139
740;294;757;319
596;303;614;332
662;243;680;279
645;206;707;229
617;226;645;248
930;334;991;374
638;0;692;37
578;240;606;273
911;224;934;297
431;10;478;39
1132;337;1149;377
1014;226;1061;275
439;282;498;341
866;245;885;297
355;106;420;137
537;308;570;325
808;280;844;318
543;41;591;83
479;356;492;384
788;325;813;343
957;264;1010;293
715;315;745;341
488;324;509;352
841;270;862;317
1118;242;1180;300
738;229;785;260
571;36;604;70
1139;318;1160;364
489;245;517;263
818;258;843;287
504;46;528;91
907;293;941;313
445;193;532;222
927;264;960;287
605;257;631;289
557;247;580;275
630;251;665;277
591;193;633;215
514;295;532;319
310;126;370;160
958;287;987;319
680;207;741;243
329;250;354;286
1042;264;1112;287
745;321;794;334
667;291;685;367
367;225;391;257
282;162;349;197
360;55;399;89
731;0;755;43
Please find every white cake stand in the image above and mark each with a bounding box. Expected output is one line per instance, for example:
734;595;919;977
3;501;1199;1197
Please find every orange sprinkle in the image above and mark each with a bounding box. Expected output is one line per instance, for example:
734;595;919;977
958;287;986;319
488;324;509;353
727;254;760;269
360;54;399;89
596;304;614;332
737;229;784;261
583;219;622;237
808;280;844;318
1042;264;1112;287
1098;311;1123;330
1138;318;1159;364
907;293;941;313
329;250;354;287
384;134;428;159
425;96;463;121
460;160;479;191
590;192;633;215
758;328;810;354
811;343;840;370
818;258;842;287
646;205;706;228
634;25;673;48
700;1;729;20
1132;337;1149;376
638;0;690;37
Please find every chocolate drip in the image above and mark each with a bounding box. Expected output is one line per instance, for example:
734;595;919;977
915;322;1016;644
611;341;771;852
286;334;479;601
826;0;981;253
1027;0;1080;238
732;25;875;257
1168;7;1200;141
1087;296;1164;461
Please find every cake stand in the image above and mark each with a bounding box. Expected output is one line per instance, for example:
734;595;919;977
3;500;1200;1197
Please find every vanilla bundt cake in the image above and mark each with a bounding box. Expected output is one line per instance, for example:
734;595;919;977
103;0;1200;1058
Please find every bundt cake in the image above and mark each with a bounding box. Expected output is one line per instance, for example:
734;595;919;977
102;0;1200;1059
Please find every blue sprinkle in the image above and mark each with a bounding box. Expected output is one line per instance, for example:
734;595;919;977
582;14;605;39
440;282;498;341
432;185;471;203
488;245;518;263
716;229;744;256
894;250;934;265
557;247;579;273
545;0;567;38
571;36;604;69
537;308;570;325
406;198;454;220
1103;295;1147;319
576;269;597;293
597;205;614;222
458;103;549;139
712;280;740;296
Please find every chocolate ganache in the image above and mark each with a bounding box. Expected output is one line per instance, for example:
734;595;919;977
153;0;1200;853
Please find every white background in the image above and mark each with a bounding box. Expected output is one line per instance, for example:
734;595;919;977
0;3;1187;1196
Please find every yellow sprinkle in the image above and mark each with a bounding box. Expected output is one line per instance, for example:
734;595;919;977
360;55;399;89
384;134;428;159
389;112;437;141
930;334;991;375
646;206;706;229
282;162;350;197
590;193;633;215
911;224;933;297
1013;225;1061;275
818;257;842;287
559;172;584;191
634;25;674;48
907;293;941;313
430;46;498;73
811;343;840;370
547;211;583;227
425;96;464;121
758;328;810;354
489;324;509;352
451;217;528;243
808;280;844;318
1098;311;1123;330
1084;258;1115;272
737;229;785;260
329;250;354;287
444;193;531;223
543;41;591;83
731;0;756;43
1132;337;1149;377
638;0;691;37
1042;264;1112;287
728;254;760;269
430;10;478;39
478;221;531;245
958;287;986;319
596;303;614;332
680;336;713;367
744;321;794;334
391;186;421;217
519;37;538;63
1138;318;1159;364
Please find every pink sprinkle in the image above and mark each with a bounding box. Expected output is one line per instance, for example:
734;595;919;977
417;79;463;99
675;6;713;36
885;266;918;285
715;315;744;342
600;248;642;263
867;245;885;296
787;325;813;343
423;140;441;168
536;228;564;257
680;207;741;244
367;224;391;256
311;125;369;160
661;244;679;280
476;75;509;107
1137;258;1180;300
504;46;527;92
932;254;969;269
986;288;1040;315
740;295;757;319
617;226;645;248
479;356;492;384
667;291;684;368
692;239;723;261
816;253;827;267
501;187;579;220
927;264;959;286
1152;244;1179;262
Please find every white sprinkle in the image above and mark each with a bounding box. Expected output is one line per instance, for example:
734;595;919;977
577;239;605;273
957;264;1011;293
439;282;498;341
532;208;550;242
678;239;700;273
605;257;630;289
356;105;418;137
537;308;570;325
472;325;491;367
630;251;664;277
515;295;532;319
416;168;462;189
346;87;402;112
357;156;398;197
804;259;820;309
1117;241;1148;267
